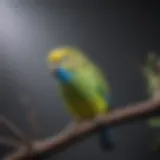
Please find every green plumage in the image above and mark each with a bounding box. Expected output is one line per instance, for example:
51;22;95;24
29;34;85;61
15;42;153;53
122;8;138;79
55;49;110;120
52;47;114;150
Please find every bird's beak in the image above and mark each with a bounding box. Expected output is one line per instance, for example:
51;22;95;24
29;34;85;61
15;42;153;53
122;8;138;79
48;62;58;75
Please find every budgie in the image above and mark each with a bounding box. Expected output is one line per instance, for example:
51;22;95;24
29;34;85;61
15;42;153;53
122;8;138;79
47;46;114;150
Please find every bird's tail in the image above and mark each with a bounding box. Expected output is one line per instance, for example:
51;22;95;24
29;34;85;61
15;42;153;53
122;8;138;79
98;127;114;150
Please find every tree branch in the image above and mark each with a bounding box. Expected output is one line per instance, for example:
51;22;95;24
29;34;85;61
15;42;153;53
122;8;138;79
19;96;42;140
0;116;31;148
0;136;23;148
3;99;160;160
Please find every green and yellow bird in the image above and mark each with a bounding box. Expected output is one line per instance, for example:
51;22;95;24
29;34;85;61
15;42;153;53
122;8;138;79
47;46;114;150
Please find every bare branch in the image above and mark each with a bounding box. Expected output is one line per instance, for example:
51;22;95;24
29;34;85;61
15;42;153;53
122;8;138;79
0;136;23;148
0;115;31;147
19;96;42;139
3;99;160;160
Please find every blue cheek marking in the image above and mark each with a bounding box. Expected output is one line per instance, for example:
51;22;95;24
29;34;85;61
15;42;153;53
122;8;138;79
55;67;73;83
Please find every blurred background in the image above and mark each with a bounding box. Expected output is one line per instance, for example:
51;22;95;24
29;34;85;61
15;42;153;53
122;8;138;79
0;0;160;160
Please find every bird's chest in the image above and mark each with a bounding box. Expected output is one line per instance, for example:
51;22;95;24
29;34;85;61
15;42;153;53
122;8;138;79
61;86;106;120
61;86;97;119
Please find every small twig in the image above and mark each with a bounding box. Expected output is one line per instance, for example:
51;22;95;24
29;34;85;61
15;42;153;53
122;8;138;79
0;136;23;148
0;115;31;148
28;109;41;139
19;96;42;140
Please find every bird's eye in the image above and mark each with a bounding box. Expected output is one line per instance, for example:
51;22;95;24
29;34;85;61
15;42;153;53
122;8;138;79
59;55;68;64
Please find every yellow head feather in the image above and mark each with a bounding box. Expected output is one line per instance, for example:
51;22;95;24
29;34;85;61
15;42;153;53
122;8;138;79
47;46;84;62
47;47;69;63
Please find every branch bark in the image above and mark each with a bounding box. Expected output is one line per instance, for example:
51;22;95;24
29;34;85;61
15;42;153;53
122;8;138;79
19;95;42;140
0;137;23;148
0;116;31;147
2;99;160;160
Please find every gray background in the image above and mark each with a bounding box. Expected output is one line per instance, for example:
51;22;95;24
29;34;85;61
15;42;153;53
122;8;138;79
1;0;160;160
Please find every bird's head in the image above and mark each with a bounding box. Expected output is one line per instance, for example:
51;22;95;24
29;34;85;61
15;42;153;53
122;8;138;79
48;47;71;63
47;47;75;83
